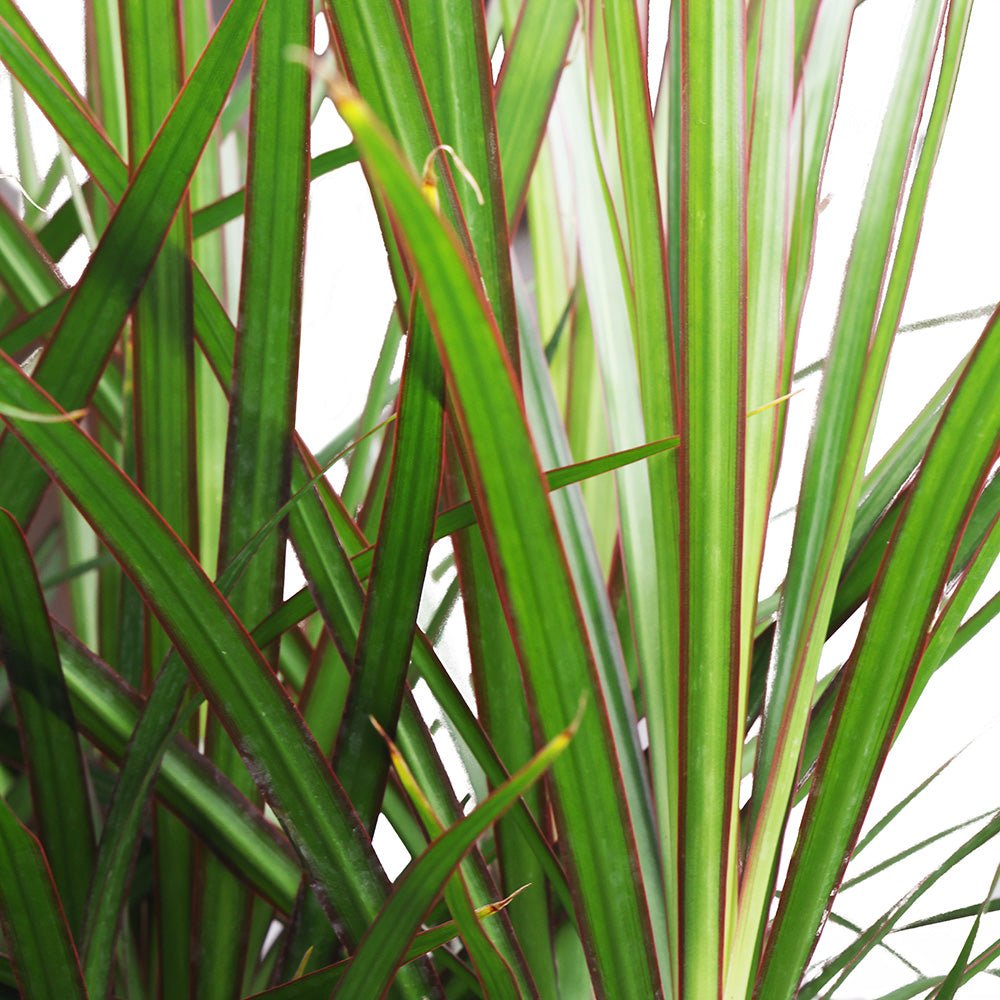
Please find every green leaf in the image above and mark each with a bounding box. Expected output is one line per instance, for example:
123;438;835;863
333;312;444;830
0;0;267;526
0;798;86;1000
252;891;526;999
798;806;1000;999
0;357;433;998
118;0;200;987
0;511;94;932
741;2;954;982
338;88;664;996
192;144;358;239
79;652;191;998
494;0;577;221
928;863;1000;1000
677;1;746;994
54;625;301;911
198;5;314;997
761;302;1000;994
333;713;577;998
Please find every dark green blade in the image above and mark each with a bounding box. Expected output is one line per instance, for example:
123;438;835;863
198;4;313;998
118;0;199;990
0;0;267;526
0;510;94;933
0;798;87;1000
0;358;433;999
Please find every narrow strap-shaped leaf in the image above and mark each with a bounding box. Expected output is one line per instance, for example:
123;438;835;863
333;311;444;829
0;0;267;526
117;1;199;990
192;143;357;239
54;627;302;912
597;4;681;983
338;88;663;998
742;0;951;972
287;447;541;988
759;305;1000;995
677;0;746;994
351;434;683;580
386;722;523;999
553;49;672;993
782;0;851;372
0;359;432;999
494;0;577;224
79;653;189;998
0;202;62;310
333;715;576;998
0;510;94;932
338;311;401;513
871;937;1000;1000
736;0;794;898
251;891;524;1000
199;5;313;997
797;806;1000;999
76;424;382;998
408;0;517;346
0;0;127;195
186;256;573;943
0;798;86;1000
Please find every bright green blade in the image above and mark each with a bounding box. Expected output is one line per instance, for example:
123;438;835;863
408;0;516;340
386;720;525;999
338;89;663;996
0;511;94;933
797;806;1000;999
759;304;1000;994
550;46;672;994
595;4;681;983
399;39;528;985
741;0;954;979
782;0;851;379
0;203;61;311
333;716;576;998
493;0;577;222
0;797;86;1000
736;0;794;899
353;435;682;577
188;249;572;922
677;1;746;994
250;891;524;999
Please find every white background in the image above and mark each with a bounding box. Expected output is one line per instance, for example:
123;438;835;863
2;1;999;996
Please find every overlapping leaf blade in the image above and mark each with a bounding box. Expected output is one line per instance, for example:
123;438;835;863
338;88;664;997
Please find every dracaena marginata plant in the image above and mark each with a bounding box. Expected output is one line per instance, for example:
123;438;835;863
0;0;997;997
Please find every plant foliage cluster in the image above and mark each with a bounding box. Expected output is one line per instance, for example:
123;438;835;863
0;0;998;997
